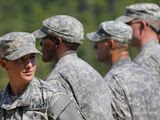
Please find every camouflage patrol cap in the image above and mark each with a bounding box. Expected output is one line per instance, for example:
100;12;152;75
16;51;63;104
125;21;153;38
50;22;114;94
116;3;160;32
87;20;132;44
32;15;84;44
0;32;41;60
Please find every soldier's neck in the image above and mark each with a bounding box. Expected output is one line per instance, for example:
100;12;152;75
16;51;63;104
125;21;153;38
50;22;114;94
140;29;158;50
112;51;129;64
9;79;29;96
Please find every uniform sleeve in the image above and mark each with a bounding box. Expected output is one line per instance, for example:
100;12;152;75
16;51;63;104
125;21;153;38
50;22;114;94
48;94;85;120
46;74;67;91
58;99;85;120
106;74;132;120
146;54;160;75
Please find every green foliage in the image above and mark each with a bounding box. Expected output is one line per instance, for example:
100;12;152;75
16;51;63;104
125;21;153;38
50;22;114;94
0;0;160;89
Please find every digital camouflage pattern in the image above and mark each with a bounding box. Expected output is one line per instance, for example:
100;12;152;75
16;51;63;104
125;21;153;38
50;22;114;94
134;40;160;81
0;32;41;60
0;78;85;120
116;3;160;86
116;3;160;32
33;15;84;44
87;20;132;44
125;3;160;19
105;57;160;120
46;52;114;120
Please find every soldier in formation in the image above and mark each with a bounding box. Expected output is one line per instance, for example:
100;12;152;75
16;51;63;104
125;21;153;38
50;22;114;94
87;20;160;120
33;15;114;120
116;3;160;82
0;2;160;120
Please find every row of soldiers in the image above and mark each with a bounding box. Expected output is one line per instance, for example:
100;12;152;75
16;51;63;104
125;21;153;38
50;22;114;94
0;2;160;120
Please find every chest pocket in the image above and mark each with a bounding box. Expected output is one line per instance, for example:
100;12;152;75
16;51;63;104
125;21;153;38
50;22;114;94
22;79;50;120
23;105;49;120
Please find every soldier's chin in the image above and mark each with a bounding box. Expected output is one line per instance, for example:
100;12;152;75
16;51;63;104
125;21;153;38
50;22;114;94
23;76;34;83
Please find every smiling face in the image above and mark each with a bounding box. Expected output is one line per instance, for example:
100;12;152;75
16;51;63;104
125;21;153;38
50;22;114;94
1;53;36;84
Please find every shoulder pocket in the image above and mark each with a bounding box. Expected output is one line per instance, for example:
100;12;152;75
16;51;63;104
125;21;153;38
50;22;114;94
49;94;71;119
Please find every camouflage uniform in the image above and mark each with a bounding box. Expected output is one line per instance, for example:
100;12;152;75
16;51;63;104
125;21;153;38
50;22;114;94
116;3;160;33
0;78;84;120
0;32;41;60
87;21;160;120
116;3;160;81
87;21;132;44
134;40;160;81
0;32;85;120
33;15;114;120
47;52;113;120
105;57;160;120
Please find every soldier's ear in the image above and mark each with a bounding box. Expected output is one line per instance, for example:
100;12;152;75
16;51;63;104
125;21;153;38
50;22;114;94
0;59;8;70
108;40;115;49
55;37;63;46
138;20;147;35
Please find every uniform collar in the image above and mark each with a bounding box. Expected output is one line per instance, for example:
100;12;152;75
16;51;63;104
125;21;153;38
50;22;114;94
59;51;76;59
0;78;37;110
142;40;159;52
134;40;159;62
57;51;77;63
112;56;131;69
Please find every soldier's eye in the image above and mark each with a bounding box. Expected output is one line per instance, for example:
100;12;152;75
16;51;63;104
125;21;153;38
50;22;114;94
19;56;25;61
14;56;25;63
30;54;36;60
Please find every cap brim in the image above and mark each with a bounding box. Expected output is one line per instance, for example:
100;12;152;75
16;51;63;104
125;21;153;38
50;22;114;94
115;15;135;23
86;32;105;42
32;29;47;39
5;46;41;60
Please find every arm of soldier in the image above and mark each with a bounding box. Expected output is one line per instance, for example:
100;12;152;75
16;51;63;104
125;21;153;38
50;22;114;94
48;94;85;120
147;53;160;75
105;75;132;120
46;74;67;90
46;73;74;100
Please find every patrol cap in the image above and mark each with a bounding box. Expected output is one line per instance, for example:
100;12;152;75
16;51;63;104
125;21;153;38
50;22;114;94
87;20;132;44
116;3;160;32
0;32;41;60
33;15;84;44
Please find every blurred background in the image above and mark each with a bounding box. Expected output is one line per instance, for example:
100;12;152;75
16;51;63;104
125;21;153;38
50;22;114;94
0;0;159;90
